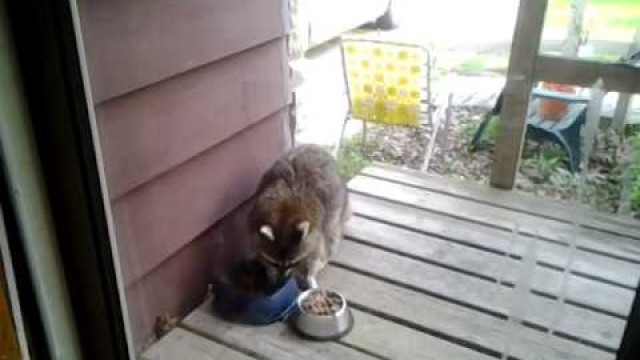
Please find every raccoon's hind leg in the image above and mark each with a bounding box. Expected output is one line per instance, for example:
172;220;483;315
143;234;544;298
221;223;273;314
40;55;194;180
326;207;347;259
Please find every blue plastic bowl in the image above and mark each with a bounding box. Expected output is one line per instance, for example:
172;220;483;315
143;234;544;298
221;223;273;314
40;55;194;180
212;275;301;325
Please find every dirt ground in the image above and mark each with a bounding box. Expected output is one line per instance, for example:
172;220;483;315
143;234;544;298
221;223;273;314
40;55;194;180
357;105;625;214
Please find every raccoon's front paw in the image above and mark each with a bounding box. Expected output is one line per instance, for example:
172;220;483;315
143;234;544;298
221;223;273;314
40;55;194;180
306;276;319;289
296;276;319;290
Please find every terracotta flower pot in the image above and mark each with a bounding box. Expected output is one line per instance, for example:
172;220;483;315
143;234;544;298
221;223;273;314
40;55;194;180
539;82;576;121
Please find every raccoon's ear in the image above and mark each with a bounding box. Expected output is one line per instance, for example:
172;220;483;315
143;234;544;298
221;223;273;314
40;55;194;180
297;221;310;239
259;225;274;241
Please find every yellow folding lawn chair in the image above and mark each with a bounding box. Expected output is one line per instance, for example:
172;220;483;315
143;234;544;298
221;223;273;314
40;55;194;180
335;38;436;169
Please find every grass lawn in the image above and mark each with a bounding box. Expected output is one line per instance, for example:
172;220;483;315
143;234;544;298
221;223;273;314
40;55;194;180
457;55;509;74
545;0;640;43
454;0;638;74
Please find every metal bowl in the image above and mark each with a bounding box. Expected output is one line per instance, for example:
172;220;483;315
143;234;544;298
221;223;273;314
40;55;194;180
291;288;354;340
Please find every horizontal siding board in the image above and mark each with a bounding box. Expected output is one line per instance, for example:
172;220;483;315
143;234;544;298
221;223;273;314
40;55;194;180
78;0;287;102
126;201;254;350
114;110;288;286
126;227;215;350
97;39;288;199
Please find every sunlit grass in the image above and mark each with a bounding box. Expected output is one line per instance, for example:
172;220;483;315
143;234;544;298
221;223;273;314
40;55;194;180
545;0;640;43
457;54;509;74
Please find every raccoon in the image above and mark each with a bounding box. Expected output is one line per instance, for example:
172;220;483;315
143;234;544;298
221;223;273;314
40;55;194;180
249;145;350;289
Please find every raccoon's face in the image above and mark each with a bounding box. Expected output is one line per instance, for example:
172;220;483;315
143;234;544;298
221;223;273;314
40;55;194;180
256;220;311;271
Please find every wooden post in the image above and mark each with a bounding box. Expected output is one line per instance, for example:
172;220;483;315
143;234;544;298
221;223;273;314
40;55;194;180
613;29;640;133
490;0;548;189
581;79;605;169
562;0;587;57
534;55;640;93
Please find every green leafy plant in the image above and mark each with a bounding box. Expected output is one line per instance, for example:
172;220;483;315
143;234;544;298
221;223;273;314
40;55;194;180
522;144;565;183
624;123;640;138
335;134;371;180
458;57;486;73
463;122;478;138
629;135;640;211
549;167;578;188
592;128;622;167
468;115;501;151
631;177;640;211
524;153;560;183
484;115;502;144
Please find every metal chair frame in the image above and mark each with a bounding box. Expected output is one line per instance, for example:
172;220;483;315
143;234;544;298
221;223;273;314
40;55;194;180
334;38;435;165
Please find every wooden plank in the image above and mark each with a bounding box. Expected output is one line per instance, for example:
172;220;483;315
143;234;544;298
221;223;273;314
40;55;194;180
186;295;493;360
78;0;287;102
124;204;247;348
342;309;493;360
125;202;255;348
349;176;640;264
333;240;626;351
532;88;590;104
353;189;640;289
490;0;548;189
141;328;254;360
345;216;635;318
320;266;614;360
362;164;640;237
183;300;378;360
534;55;640;94
348;193;640;290
114;111;287;286
98;39;288;199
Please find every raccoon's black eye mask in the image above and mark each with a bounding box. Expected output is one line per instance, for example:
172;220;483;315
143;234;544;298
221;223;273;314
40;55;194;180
259;252;302;270
259;222;310;243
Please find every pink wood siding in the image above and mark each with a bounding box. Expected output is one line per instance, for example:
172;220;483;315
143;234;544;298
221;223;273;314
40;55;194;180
97;39;288;199
126;200;256;348
113;110;288;286
77;0;290;350
78;0;286;102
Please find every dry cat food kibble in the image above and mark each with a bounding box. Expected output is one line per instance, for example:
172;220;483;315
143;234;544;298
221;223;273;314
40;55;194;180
301;290;343;316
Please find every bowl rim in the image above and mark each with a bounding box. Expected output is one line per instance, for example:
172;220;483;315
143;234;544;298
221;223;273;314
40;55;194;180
214;274;297;301
212;276;300;325
296;288;347;317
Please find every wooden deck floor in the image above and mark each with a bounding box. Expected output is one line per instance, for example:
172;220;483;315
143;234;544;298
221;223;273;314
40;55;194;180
142;164;640;360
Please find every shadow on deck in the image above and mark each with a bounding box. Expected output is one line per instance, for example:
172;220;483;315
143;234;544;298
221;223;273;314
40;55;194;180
142;164;640;360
